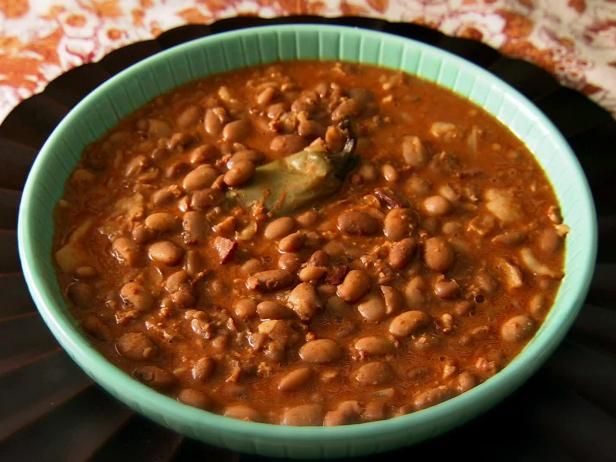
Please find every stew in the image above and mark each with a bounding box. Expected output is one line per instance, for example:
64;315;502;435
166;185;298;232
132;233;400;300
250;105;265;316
53;61;567;426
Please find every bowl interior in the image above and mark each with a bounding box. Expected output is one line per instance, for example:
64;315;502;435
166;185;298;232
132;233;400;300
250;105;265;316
18;24;596;458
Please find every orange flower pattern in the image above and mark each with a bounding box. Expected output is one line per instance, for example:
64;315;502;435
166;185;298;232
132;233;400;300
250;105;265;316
0;0;614;121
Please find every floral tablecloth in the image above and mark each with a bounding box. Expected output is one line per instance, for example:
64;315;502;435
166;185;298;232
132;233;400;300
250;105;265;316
0;0;615;122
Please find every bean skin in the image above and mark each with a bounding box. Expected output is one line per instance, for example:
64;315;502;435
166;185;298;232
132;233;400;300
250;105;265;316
145;212;178;232
402;135;428;167
120;282;153;311
354;336;394;357
234;298;257;319
434;278;460;299
337;270;371;303
278;367;313;392
338;210;380;236
112;237;140;266
148;241;184;265
423;195;452;216
282;404;323;426
223;160;255;187
264;216;296;240
278;253;302;272
299;339;341;363
182;211;207;244
383;208;412;241
389;311;431;337
413;386;454;410
226;150;262;169
246;269;294;291
222;119;250;142
178;388;211;409
192;357;215;381
355;362;393;386
279;231;305;253
501;314;535;342
117;332;157;360
424;237;455;272
389;237;417;269
204;108;223;135
257;300;294;320
182;165;217;192
288;282;321;320
357;294;387;322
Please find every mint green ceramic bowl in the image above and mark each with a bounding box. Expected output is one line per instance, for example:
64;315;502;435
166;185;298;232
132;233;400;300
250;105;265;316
18;25;596;458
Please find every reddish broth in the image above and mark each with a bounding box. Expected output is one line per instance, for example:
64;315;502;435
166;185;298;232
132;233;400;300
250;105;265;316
53;61;566;426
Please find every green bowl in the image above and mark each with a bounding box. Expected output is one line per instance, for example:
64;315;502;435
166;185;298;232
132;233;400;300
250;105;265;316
18;25;597;458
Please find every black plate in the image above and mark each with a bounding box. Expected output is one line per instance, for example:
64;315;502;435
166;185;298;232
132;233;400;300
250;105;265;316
1;16;615;462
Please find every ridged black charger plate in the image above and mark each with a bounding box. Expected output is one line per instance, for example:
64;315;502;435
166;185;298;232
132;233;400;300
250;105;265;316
0;16;615;462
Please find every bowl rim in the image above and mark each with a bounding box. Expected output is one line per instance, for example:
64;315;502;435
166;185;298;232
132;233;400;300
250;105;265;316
17;23;597;446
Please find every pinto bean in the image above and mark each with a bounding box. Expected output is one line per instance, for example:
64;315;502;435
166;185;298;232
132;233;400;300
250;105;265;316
264;217;296;240
112;237;140;266
354;336;394;357
380;285;403;314
224;405;261;422
357;294;387;322
337;270;371;303
148;241;184;265
178;388;211;409
192;357;215;381
234;298;257;319
298;265;327;282
355;362;393;386
246;269;294;291
223;160;255;187
279;231;305;253
278;253;302;272
389;237;417;269
182;165;218;192
282;404;323;426
145;212;177;232
383;208;412;241
257;300;293;320
270;134;306;154
67;282;93;309
117;332;157;360
222;119;250;142
423;195;452;216
288;282;321;320
296;209;319;227
433;278;460;299
204;108;223;135
190;188;223;210
176;105;202;128
501;314;535;342
389;311;431;337
424;237;455;272
402;135;428;167
299;339;341;363
120;282;153;311
382;164;399;183
338;210;380;235
184;249;203;276
323;401;361;426
413;385;454;410
455;371;477;393
133;366;175;390
226;150;262;169
189;145;217;165
278;367;313;392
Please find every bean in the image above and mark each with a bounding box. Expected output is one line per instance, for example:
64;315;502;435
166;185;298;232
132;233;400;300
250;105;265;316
182;165;218;192
337;210;380;236
145;118;172;137
278;367;313;392
455;371;477;393
246;269;294;291
112;237;140;266
382;164;398;183
224;404;261;422
337;270;371;303
402;135;428;167
176;105;202;128
178;388;211;409
299;339;341;363
234;298;257;319
270;134;306;154
277;253;302;273
67;282;93;309
257;300;293;320
192;357;215;381
332;97;361;121
423;195;452;216
404;276;425;306
406;176;431;195
308;250;329;266
279;231;305;253
501;314;535;342
184;249;203;276
298;265;327;282
256;86;276;106
383;208;412;241
537;227;563;255
223;160;255;187
145;212;177;232
354;336;394;357
323;401;361;426
133;366;176;390
380;285;403;314
148;241;184;265
296;209;318;227
191;188;223;210
282;404;323;426
355;362;393;386
120;281;153;311
81;315;110;341
389;237;417;270
288;282;321;320
264;217;296;240
529;293;547;318
226;150;262;169
297;117;324;137
434;278;460;299
189;145;217;165
152;186;177;207
424;237;455;272
357;294;387;322
117;332;157;360
363;400;387;422
413;385;453;410
389;311;431;337
222;119;250;142
204;108;223;135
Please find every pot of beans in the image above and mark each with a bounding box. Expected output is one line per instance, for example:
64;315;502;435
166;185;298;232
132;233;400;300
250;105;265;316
17;25;596;458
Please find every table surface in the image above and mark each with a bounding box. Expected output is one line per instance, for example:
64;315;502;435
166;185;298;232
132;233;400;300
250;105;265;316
0;0;615;123
0;16;615;462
